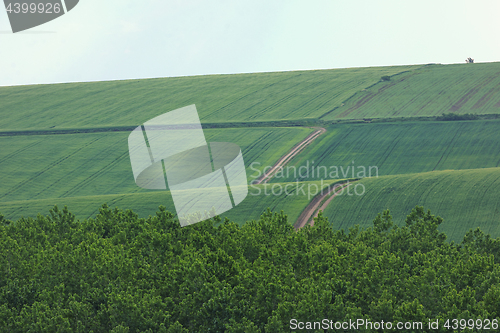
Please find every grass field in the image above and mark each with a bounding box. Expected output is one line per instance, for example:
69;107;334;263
0;127;312;203
0;180;340;225
322;62;500;121
1;63;499;134
322;168;500;242
271;120;500;183
1;62;500;240
0;66;415;130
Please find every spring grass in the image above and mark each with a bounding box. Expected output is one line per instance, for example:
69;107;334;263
0;180;340;225
271;120;500;183
2;62;500;236
0;127;312;203
322;62;500;120
0;65;417;130
322;168;500;242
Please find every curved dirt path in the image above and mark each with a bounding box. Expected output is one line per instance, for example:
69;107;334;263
253;127;326;185
294;182;352;230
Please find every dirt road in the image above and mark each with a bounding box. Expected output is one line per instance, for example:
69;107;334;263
294;182;351;230
253;127;326;185
248;125;349;230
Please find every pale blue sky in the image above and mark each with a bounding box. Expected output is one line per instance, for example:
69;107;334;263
1;0;499;86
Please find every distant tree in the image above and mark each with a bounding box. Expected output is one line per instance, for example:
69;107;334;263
381;75;391;81
466;57;474;63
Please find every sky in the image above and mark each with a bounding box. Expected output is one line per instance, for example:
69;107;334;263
1;0;499;86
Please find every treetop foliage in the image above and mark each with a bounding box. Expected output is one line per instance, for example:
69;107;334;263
1;205;499;332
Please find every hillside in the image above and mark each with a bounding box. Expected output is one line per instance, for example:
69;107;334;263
0;65;414;130
2;62;499;132
322;62;500;120
0;127;316;221
1;62;500;235
0;180;343;224
323;168;500;242
272;120;500;183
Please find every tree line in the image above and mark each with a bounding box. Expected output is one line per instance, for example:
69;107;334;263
1;204;499;332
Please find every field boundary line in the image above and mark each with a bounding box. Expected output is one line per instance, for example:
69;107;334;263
0;121;320;137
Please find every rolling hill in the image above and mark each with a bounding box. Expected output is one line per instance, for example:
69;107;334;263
322;62;500;120
0;65;415;130
271;119;500;183
1;62;500;239
322;168;500;242
0;127;313;219
0;180;344;225
1;63;499;133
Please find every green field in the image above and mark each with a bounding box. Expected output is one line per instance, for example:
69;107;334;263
0;66;414;130
322;168;500;242
271;120;500;183
1;62;500;240
322;62;500;120
0;127;311;204
0;180;339;225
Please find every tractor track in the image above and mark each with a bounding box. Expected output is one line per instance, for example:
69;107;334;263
253;127;326;185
